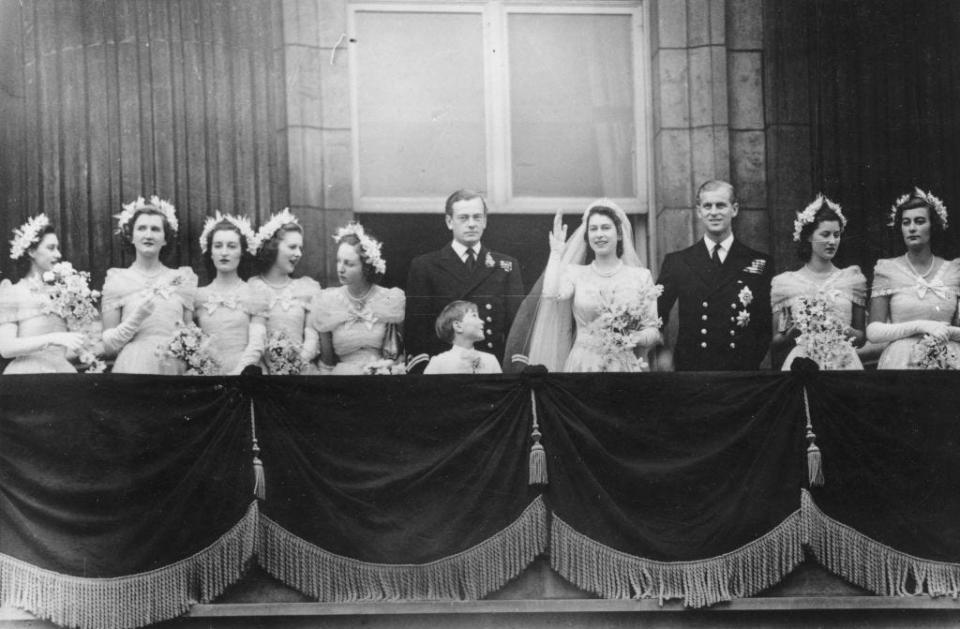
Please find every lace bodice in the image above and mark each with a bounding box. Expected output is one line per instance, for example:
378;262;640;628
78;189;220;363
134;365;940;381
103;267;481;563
871;257;960;324
771;265;867;329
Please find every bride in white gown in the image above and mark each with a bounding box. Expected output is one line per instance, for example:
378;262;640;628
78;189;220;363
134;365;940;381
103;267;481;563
512;200;661;372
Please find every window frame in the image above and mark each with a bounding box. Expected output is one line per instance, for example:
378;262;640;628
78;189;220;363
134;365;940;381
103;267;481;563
347;0;652;215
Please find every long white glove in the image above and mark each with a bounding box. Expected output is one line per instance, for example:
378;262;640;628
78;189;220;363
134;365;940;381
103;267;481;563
301;327;320;365
866;320;948;344
231;321;266;375
101;300;155;354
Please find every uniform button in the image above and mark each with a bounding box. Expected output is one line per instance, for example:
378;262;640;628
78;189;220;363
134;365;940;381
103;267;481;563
730;317;735;322
486;329;492;335
701;301;708;308
487;342;494;348
486;316;492;322
701;314;708;321
486;304;492;310
730;330;735;336
701;328;707;335
731;303;737;309
700;342;707;348
729;342;736;349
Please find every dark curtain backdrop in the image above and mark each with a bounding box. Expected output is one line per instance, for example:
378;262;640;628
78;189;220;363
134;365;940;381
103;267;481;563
0;0;288;287
766;0;960;275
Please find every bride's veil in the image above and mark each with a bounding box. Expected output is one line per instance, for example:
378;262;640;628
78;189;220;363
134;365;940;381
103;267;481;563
504;199;643;372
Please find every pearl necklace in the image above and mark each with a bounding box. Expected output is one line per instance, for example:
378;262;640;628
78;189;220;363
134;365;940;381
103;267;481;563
904;254;934;279
591;261;623;278
345;284;374;303
261;276;292;290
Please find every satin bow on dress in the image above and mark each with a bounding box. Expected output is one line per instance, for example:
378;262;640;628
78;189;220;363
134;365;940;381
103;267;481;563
201;293;241;314
914;276;948;300
343;305;377;331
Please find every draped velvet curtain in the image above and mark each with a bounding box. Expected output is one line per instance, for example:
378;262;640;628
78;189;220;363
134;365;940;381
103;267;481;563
766;0;960;274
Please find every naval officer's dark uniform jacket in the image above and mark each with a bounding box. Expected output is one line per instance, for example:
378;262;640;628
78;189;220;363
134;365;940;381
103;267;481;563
657;238;773;371
405;244;524;364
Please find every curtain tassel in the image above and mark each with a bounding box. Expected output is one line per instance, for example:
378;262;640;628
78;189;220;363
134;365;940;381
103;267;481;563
250;399;266;500
528;390;548;485
802;386;824;487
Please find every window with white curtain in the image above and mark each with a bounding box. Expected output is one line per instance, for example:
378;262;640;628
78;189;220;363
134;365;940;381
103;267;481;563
349;1;650;214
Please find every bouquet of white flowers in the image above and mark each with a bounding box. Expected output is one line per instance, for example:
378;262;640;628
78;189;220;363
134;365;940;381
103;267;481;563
910;334;960;370
41;262;100;327
156;321;220;375
791;295;854;370
588;284;663;371
362;358;407;375
264;330;307;375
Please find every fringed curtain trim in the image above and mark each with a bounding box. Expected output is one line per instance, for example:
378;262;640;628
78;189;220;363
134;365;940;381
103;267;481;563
0;501;258;629
549;509;804;607
802;489;960;597
257;496;548;602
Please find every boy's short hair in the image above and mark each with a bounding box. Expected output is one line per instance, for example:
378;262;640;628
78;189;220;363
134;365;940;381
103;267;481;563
435;300;477;344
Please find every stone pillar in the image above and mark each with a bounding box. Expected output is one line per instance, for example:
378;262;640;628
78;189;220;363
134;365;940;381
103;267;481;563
282;0;354;285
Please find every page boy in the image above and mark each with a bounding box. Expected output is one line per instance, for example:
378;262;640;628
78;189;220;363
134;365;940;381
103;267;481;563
423;300;502;374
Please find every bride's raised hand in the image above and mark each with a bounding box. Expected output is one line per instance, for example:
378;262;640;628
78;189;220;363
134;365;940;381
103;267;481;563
548;210;567;256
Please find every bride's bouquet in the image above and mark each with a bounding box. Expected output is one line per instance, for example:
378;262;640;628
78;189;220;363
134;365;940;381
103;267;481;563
156;321;220;375
910;334;960;370
41;262;100;328
264;330;307;375
590;284;663;370
791;295;854;370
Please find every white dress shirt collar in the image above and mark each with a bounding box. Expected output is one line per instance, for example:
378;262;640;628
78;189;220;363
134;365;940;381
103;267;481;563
451;241;481;262
704;234;734;263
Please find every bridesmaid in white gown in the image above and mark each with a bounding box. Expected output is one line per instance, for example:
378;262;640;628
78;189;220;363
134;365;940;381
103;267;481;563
247;209;321;374
194;213;268;374
867;188;960;369
101;196;198;374
532;200;661;372
0;215;85;373
310;222;405;374
770;195;866;370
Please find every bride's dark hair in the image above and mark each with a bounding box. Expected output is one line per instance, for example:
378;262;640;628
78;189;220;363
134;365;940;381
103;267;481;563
582;206;624;261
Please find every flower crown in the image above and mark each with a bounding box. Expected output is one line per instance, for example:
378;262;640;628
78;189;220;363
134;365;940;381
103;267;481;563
9;213;51;260
115;195;179;235
250;208;299;255
888;187;948;230
199;212;257;254
332;221;386;275
792;194;847;242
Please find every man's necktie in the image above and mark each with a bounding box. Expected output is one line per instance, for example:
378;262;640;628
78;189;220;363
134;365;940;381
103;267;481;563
466;248;477;273
712;243;723;267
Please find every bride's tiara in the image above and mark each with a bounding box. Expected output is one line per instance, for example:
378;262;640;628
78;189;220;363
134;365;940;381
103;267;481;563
199;212;257;255
9;213;50;260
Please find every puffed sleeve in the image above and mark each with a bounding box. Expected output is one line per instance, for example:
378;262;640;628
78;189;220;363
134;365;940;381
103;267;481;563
100;268;127;313
870;258;897;298
241;282;270;318
370;287;405;324
0;279;17;325
308;288;345;333
175;267;199;312
842;265;868;307
770;272;793;316
293;277;322;311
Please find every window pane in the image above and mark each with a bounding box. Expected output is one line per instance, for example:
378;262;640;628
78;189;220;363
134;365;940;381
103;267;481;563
509;13;635;198
356;12;486;197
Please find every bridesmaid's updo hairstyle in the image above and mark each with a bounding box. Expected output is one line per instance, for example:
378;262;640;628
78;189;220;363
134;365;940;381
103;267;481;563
797;207;845;262
337;233;384;284
255;222;303;275
14;225;57;278
891;190;947;255
583;205;624;260
122;207;176;257
203;220;254;280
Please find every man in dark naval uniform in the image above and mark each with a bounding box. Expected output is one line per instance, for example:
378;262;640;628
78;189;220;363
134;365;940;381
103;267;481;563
405;190;524;367
656;180;773;371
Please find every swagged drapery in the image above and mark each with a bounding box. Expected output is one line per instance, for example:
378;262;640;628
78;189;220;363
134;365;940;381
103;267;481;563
2;371;960;629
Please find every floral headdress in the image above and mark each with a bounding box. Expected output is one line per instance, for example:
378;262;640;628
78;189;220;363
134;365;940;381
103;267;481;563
250;208;299;255
792;194;847;242
332;221;386;275
199;212;257;254
115;195;179;235
9;213;51;260
888;187;948;230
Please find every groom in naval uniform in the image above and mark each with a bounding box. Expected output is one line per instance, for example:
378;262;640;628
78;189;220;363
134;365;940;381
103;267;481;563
405;190;524;368
656;180;773;371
